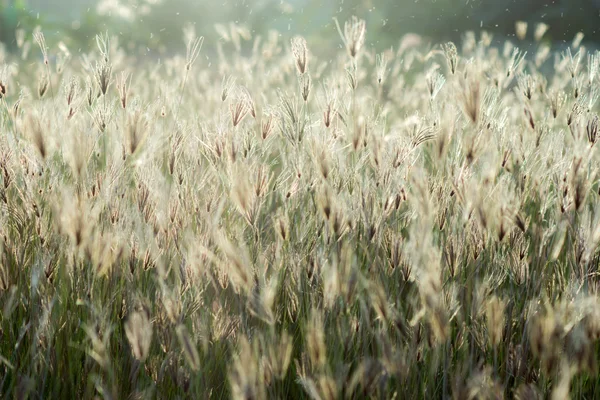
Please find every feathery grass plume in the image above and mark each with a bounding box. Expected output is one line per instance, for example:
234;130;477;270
220;75;236;102
535;43;551;67
21;41;31;60
485;296;506;347
176;324;200;371
376;52;388;84
63;76;80;119
63;76;79;107
91;100;113;132
229;336;265;400
125;309;152;362
291;36;309;74
549;90;566;119
534;22;549;42
320;255;340;310
316;183;334;221
248;277;278;325
572;75;583;98
586;113;599;146
352;115;365;150
573;32;585;49
116;71;130;109
299;73;312;102
228;22;251;51
524;106;536;130
25;113;46;160
216;232;253;295
588;86;599;110
214;23;230;42
185;35;204;71
252;164;271;198
306;309;327;369
82;322;112;371
57;190;97;247
126;110;148;155
64;121;93;179
96;31;110;62
321;85;338;129
56;42;71;74
33;30;57;104
15;28;25;49
345;63;358;91
462;31;477;54
0;151;12;191
33;31;49;65
588;52;599;87
170;32;204;129
86;77;96;106
334;15;366;58
370;282;394;324
426;68;445;100
515;21;528;40
408;116;437;148
517;73;536;100
238;86;256;118
442;42;458;74
459;74;481;124
231;172;259;226
260;108;275;140
264;331;293;380
567;97;585;128
37;71;49;98
315;145;332;181
563;48;582;79
158;281;182;322
230;91;250;128
278;90;307;144
298;373;338;400
95;59;113;96
569;157;591;212
506;47;527;77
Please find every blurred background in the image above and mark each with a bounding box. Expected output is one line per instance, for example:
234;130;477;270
0;0;598;56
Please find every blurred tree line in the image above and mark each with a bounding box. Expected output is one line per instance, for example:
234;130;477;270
1;0;599;55
332;0;600;46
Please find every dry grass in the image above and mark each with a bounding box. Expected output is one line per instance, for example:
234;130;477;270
1;18;600;399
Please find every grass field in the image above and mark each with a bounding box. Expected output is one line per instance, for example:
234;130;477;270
1;19;600;399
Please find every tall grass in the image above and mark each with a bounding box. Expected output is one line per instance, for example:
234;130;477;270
1;19;600;399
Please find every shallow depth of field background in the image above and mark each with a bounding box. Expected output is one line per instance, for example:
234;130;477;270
0;0;598;56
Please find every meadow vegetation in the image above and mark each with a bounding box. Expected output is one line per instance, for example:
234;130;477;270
1;18;600;399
